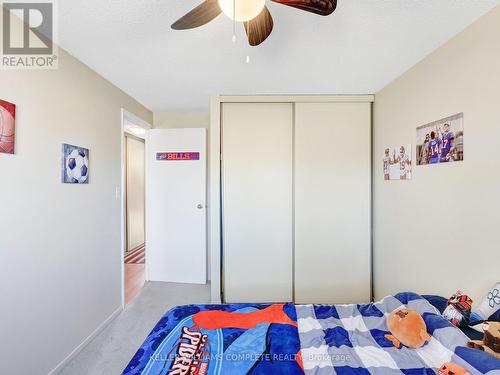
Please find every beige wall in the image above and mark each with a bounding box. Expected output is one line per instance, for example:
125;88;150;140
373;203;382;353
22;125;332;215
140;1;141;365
154;111;210;129
373;5;500;302
0;47;152;373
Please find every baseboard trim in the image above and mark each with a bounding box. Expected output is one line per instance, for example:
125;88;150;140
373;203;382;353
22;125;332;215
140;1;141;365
48;306;123;375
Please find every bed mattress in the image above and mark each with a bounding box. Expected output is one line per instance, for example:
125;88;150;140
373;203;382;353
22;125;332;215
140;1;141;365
123;293;500;375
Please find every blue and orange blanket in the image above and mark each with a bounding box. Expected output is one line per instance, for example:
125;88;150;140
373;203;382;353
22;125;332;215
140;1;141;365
123;293;500;375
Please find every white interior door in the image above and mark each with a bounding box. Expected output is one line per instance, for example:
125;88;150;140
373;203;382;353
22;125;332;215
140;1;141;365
294;102;371;304
222;103;293;303
147;128;207;284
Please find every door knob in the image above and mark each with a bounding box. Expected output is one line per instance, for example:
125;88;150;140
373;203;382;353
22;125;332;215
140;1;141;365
197;204;204;209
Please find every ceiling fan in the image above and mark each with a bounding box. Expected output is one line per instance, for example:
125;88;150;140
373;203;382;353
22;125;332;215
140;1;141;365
171;0;338;46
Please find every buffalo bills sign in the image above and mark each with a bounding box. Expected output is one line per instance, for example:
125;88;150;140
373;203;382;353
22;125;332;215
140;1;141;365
156;152;200;161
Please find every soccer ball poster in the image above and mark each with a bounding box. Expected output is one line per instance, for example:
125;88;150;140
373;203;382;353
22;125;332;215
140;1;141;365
0;99;16;154
416;113;464;165
383;144;412;180
61;144;89;184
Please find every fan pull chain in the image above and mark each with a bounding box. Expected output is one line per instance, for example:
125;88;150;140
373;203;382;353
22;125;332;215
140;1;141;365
228;0;250;64
232;0;236;43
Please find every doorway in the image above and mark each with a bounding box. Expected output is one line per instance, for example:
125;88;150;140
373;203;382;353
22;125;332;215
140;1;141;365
120;113;208;307
121;110;151;305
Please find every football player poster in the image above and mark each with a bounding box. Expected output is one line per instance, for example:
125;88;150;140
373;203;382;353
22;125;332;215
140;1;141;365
0;99;16;154
416;113;464;165
383;144;412;180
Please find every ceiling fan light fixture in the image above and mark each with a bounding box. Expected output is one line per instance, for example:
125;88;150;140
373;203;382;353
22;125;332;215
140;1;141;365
218;0;266;22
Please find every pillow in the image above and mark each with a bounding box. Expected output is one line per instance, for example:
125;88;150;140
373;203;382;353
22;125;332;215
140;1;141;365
469;282;500;326
490;308;500;321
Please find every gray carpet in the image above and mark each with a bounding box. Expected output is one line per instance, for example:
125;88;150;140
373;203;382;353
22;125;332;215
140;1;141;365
58;281;211;375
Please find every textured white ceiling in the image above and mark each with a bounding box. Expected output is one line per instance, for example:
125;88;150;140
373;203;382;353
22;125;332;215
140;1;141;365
59;1;500;111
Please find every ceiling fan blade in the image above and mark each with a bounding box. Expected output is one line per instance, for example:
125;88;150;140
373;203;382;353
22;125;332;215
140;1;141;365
244;6;274;46
271;0;337;16
171;0;222;30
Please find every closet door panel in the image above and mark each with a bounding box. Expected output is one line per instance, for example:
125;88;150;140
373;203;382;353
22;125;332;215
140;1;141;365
294;102;371;304
222;103;293;303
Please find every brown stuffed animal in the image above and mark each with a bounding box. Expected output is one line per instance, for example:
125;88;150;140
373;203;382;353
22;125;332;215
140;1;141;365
384;307;432;349
467;321;500;359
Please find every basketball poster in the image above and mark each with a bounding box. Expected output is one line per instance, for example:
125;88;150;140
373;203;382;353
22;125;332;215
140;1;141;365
0;99;16;154
416;113;464;165
383;144;412;180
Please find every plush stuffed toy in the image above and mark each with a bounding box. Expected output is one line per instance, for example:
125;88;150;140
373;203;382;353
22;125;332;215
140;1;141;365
384;307;431;349
467;321;500;359
438;362;470;375
442;290;473;327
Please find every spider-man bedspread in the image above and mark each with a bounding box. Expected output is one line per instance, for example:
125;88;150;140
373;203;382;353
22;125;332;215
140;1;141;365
123;295;500;375
123;303;304;375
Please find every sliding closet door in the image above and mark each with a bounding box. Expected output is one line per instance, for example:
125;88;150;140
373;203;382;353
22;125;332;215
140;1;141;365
222;103;293;303
294;102;371;304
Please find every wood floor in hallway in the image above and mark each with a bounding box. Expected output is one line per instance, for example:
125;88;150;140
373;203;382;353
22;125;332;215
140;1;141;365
125;263;145;305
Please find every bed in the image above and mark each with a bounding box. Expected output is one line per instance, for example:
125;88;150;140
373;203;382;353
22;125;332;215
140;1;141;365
123;292;500;375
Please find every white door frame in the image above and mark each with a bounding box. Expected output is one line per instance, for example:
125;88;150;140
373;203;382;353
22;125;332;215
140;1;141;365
120;109;152;308
209;95;375;303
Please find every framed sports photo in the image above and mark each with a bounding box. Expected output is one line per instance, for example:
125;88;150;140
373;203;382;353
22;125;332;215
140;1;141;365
0;99;16;154
383;144;412;180
416;113;464;166
61;144;90;184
